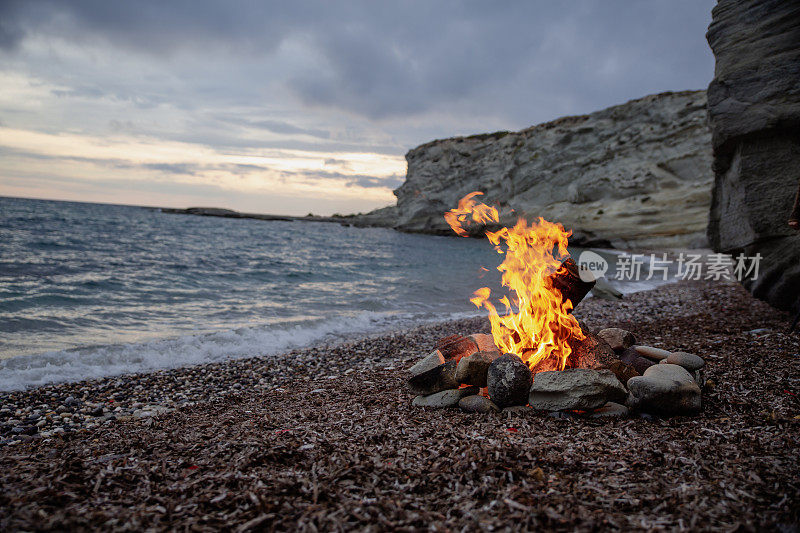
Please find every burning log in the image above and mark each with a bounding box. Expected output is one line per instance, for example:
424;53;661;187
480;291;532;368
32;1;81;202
436;335;479;361
565;331;617;370
550;257;595;311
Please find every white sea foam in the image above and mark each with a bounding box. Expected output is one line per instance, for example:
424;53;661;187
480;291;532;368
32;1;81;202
0;310;476;391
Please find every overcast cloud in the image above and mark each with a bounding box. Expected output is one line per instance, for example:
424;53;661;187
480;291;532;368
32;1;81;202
0;0;716;215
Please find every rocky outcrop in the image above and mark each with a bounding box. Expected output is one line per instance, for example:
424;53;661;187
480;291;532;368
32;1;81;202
355;91;713;248
706;0;800;313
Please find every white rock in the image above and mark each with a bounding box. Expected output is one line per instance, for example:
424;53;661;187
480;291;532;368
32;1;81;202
352;91;712;249
455;350;500;387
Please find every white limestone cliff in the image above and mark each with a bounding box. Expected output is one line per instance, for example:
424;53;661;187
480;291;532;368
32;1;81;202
355;90;713;249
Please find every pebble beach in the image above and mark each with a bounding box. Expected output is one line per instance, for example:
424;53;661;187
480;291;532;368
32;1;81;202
1;279;798;530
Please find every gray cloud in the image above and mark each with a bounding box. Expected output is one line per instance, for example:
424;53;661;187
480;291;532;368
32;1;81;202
1;0;715;122
223;117;331;139
0;1;716;214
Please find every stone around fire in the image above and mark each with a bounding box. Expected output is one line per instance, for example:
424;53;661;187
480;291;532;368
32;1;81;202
412;386;479;408
528;369;627;411
458;395;500;413
486;354;533;408
409;350;445;376
455;350;501;387
408;360;459;396
633;345;671;361
619;347;656;375
597;328;636;352
590;402;630;419
626;364;701;416
666;352;705;372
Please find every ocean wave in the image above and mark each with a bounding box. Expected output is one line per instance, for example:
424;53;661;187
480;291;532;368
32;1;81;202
0;310;476;391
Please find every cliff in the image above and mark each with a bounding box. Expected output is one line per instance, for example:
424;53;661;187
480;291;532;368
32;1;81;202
355;90;713;249
705;0;800;313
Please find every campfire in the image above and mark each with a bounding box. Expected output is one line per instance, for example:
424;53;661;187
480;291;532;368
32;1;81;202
408;192;707;418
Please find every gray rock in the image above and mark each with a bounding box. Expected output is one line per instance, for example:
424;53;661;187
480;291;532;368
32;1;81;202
590;402;630;419
597;328;636;352
352;91;712;249
529;369;627;411
626;364;702;416
413;387;479;408
458;395;500;413
455;350;501;387
487;354;533;408
633;345;671;361
666;352;705;372
64;396;80;407
706;0;800;313
408;360;459;395
409;350;445;376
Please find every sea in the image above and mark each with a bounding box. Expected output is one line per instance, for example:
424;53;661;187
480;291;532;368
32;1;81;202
0;196;670;391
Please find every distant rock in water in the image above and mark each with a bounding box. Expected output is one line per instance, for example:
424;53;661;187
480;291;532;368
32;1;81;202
353;91;713;249
706;0;800;313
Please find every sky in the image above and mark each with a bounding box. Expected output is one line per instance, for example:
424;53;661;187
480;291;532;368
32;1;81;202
0;0;716;216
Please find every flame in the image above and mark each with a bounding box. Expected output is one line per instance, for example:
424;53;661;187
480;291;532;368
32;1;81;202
445;192;585;371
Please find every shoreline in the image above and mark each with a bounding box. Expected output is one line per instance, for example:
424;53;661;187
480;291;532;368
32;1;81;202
1;279;797;529
1;279;794;437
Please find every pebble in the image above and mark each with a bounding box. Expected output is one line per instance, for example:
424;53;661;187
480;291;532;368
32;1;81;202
458;395;500;413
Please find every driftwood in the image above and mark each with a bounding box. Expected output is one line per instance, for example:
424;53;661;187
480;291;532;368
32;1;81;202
550;257;595;310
